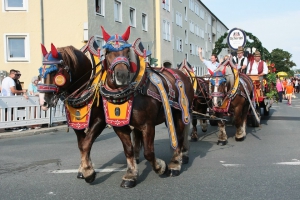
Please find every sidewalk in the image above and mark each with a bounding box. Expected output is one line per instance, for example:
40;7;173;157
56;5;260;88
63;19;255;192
0;125;68;139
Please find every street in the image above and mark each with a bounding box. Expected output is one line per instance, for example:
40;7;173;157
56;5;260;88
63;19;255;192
1;94;300;200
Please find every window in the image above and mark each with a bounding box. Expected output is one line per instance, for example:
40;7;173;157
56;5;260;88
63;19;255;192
176;38;183;52
200;8;204;19
95;0;104;16
5;34;30;62
195;4;199;16
162;0;170;12
189;0;194;12
207;15;212;25
184;7;187;21
175;12;182;27
185;30;188;44
142;13;148;31
96;36;105;47
4;0;28;11
114;0;122;22
195;24;199;36
189;20;194;33
163;20;170;41
129;7;136;27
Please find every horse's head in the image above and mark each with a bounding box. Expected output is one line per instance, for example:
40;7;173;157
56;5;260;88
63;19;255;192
38;44;91;110
209;65;227;107
101;26;137;88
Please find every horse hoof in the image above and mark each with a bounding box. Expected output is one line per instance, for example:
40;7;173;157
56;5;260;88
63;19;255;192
217;140;228;146
120;180;137;188
136;159;139;164
190;137;198;142
202;129;207;133
182;155;189;164
85;171;96;183
77;172;84;179
235;136;246;141
162;165;170;176
169;169;180;177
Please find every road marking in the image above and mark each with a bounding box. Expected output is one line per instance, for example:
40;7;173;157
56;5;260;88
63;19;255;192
275;162;300;165
49;168;127;173
222;164;244;167
275;159;300;165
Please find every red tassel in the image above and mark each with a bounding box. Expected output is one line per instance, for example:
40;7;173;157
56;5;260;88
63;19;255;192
51;43;59;58
208;68;214;75
121;26;131;41
222;65;226;75
41;44;48;57
101;26;111;42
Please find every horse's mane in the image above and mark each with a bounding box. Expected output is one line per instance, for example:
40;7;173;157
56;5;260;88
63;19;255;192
57;46;79;70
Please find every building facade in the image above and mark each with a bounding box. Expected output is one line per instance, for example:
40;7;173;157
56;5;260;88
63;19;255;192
0;0;88;88
0;0;228;88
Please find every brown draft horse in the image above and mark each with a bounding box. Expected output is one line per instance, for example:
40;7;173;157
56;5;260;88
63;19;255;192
177;60;211;142
38;44;107;183
100;26;193;188
209;58;254;145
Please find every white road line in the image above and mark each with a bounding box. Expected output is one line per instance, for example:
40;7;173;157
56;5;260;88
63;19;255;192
275;162;300;165
49;168;127;173
222;164;244;167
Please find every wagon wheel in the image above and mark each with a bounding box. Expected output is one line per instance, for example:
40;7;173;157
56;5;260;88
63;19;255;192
251;105;261;127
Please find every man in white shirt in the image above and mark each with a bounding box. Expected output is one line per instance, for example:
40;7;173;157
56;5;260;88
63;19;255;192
198;47;219;75
246;50;268;76
233;46;248;73
1;69;27;96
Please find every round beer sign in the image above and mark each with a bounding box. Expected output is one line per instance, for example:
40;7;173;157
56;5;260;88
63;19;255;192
227;28;246;51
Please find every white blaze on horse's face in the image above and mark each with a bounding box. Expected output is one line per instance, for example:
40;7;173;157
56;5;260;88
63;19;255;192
39;93;48;111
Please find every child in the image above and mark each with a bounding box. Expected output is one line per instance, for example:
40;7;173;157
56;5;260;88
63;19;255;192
285;82;294;105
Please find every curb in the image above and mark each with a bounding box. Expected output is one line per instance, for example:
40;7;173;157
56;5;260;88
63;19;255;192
0;125;68;139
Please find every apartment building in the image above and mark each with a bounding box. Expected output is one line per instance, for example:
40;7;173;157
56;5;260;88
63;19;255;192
0;0;228;87
0;0;88;88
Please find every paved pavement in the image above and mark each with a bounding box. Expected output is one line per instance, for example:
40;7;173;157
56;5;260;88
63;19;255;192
0;125;68;139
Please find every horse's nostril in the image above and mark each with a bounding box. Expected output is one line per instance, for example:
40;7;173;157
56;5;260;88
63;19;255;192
43;102;47;106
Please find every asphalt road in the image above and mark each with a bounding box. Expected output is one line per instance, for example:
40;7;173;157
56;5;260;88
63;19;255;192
1;94;300;200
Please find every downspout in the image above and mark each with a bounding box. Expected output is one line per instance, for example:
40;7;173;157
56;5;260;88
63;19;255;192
40;0;44;45
155;0;162;67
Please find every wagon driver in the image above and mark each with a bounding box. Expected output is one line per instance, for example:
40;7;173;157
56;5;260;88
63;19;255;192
233;46;248;73
246;50;268;93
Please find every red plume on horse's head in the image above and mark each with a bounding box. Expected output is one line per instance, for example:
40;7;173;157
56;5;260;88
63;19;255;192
41;44;48;57
121;26;131;41
51;43;59;58
208;68;214;76
101;26;111;42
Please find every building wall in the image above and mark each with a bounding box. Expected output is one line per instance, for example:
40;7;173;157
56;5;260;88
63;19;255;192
88;0;155;56
0;0;87;89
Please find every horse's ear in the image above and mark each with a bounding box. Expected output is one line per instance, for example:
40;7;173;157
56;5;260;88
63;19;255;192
41;44;48;57
101;26;111;42
208;68;214;75
222;65;226;75
51;43;59;58
121;26;130;41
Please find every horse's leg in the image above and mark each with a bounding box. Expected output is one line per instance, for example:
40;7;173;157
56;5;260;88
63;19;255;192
191;117;198;142
166;111;188;176
132;128;143;164
217;113;228;146
114;126;138;188
199;103;208;132
235;102;248;141
141;124;169;176
76;116;106;183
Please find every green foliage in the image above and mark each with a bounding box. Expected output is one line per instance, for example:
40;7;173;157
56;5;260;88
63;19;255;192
150;57;158;66
265;73;278;101
212;30;272;60
271;48;296;74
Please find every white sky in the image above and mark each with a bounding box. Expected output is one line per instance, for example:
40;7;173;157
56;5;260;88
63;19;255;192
201;0;300;69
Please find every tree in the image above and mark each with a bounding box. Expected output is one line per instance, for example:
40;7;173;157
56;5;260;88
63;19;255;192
270;48;296;73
